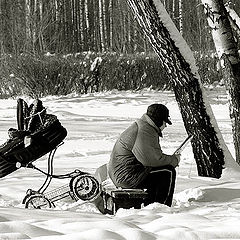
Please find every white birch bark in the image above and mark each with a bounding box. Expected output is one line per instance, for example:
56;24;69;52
25;0;31;50
32;0;37;48
172;0;175;19
127;11;131;50
99;0;105;51
134;27;138;51
179;0;183;34
55;0;59;22
201;0;240;166
38;0;44;52
201;0;239;64
79;0;84;48
109;0;113;50
85;0;89;30
225;4;240;38
102;0;107;48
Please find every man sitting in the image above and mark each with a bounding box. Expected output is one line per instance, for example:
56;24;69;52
108;104;180;207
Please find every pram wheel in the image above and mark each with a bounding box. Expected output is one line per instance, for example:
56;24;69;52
71;174;101;201
25;194;53;209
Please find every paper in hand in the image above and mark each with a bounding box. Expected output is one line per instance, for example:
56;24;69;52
174;135;193;155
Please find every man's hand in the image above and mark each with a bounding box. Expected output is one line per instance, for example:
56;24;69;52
172;153;181;167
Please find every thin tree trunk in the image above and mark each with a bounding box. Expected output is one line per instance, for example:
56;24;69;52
25;0;31;52
85;0;90;50
81;0;87;51
127;10;132;52
127;0;239;178
32;0;37;52
133;26;138;51
85;0;89;30
102;0;107;50
72;0;76;51
55;0;60;21
88;0;94;51
120;1;126;53
93;0;99;51
109;0;113;51
74;0;80;50
79;0;84;50
178;0;183;34
38;0;45;52
99;0;105;51
172;0;175;20
93;0;100;51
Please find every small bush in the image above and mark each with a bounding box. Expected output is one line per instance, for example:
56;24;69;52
99;53;169;91
194;51;222;84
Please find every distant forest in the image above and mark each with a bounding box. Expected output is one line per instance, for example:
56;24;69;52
0;0;239;55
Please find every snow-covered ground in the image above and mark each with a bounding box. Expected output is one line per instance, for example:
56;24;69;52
0;87;239;240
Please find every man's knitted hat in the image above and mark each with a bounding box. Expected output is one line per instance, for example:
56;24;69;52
147;104;172;127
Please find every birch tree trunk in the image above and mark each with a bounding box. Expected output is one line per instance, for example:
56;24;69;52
178;0;183;34
127;10;133;52
85;0;90;50
126;0;238;178
38;0;45;52
109;0;113;51
85;0;89;30
93;0;100;51
99;0;105;51
102;0;107;50
172;0;175;21
201;0;240;164
72;0;77;51
75;0;80;50
55;0;60;22
32;0;37;53
25;0;31;52
88;0;95;51
225;4;240;38
79;0;84;50
133;26;138;51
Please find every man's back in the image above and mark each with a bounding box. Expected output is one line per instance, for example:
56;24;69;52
108;121;150;188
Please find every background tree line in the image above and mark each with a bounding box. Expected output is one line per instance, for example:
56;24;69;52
0;0;239;55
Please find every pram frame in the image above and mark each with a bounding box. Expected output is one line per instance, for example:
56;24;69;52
22;142;102;209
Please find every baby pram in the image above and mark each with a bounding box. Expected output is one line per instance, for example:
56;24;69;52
0;98;102;208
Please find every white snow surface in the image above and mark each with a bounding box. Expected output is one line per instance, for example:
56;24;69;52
0;88;240;240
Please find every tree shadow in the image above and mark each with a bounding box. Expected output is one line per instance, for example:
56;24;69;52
197;188;240;202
